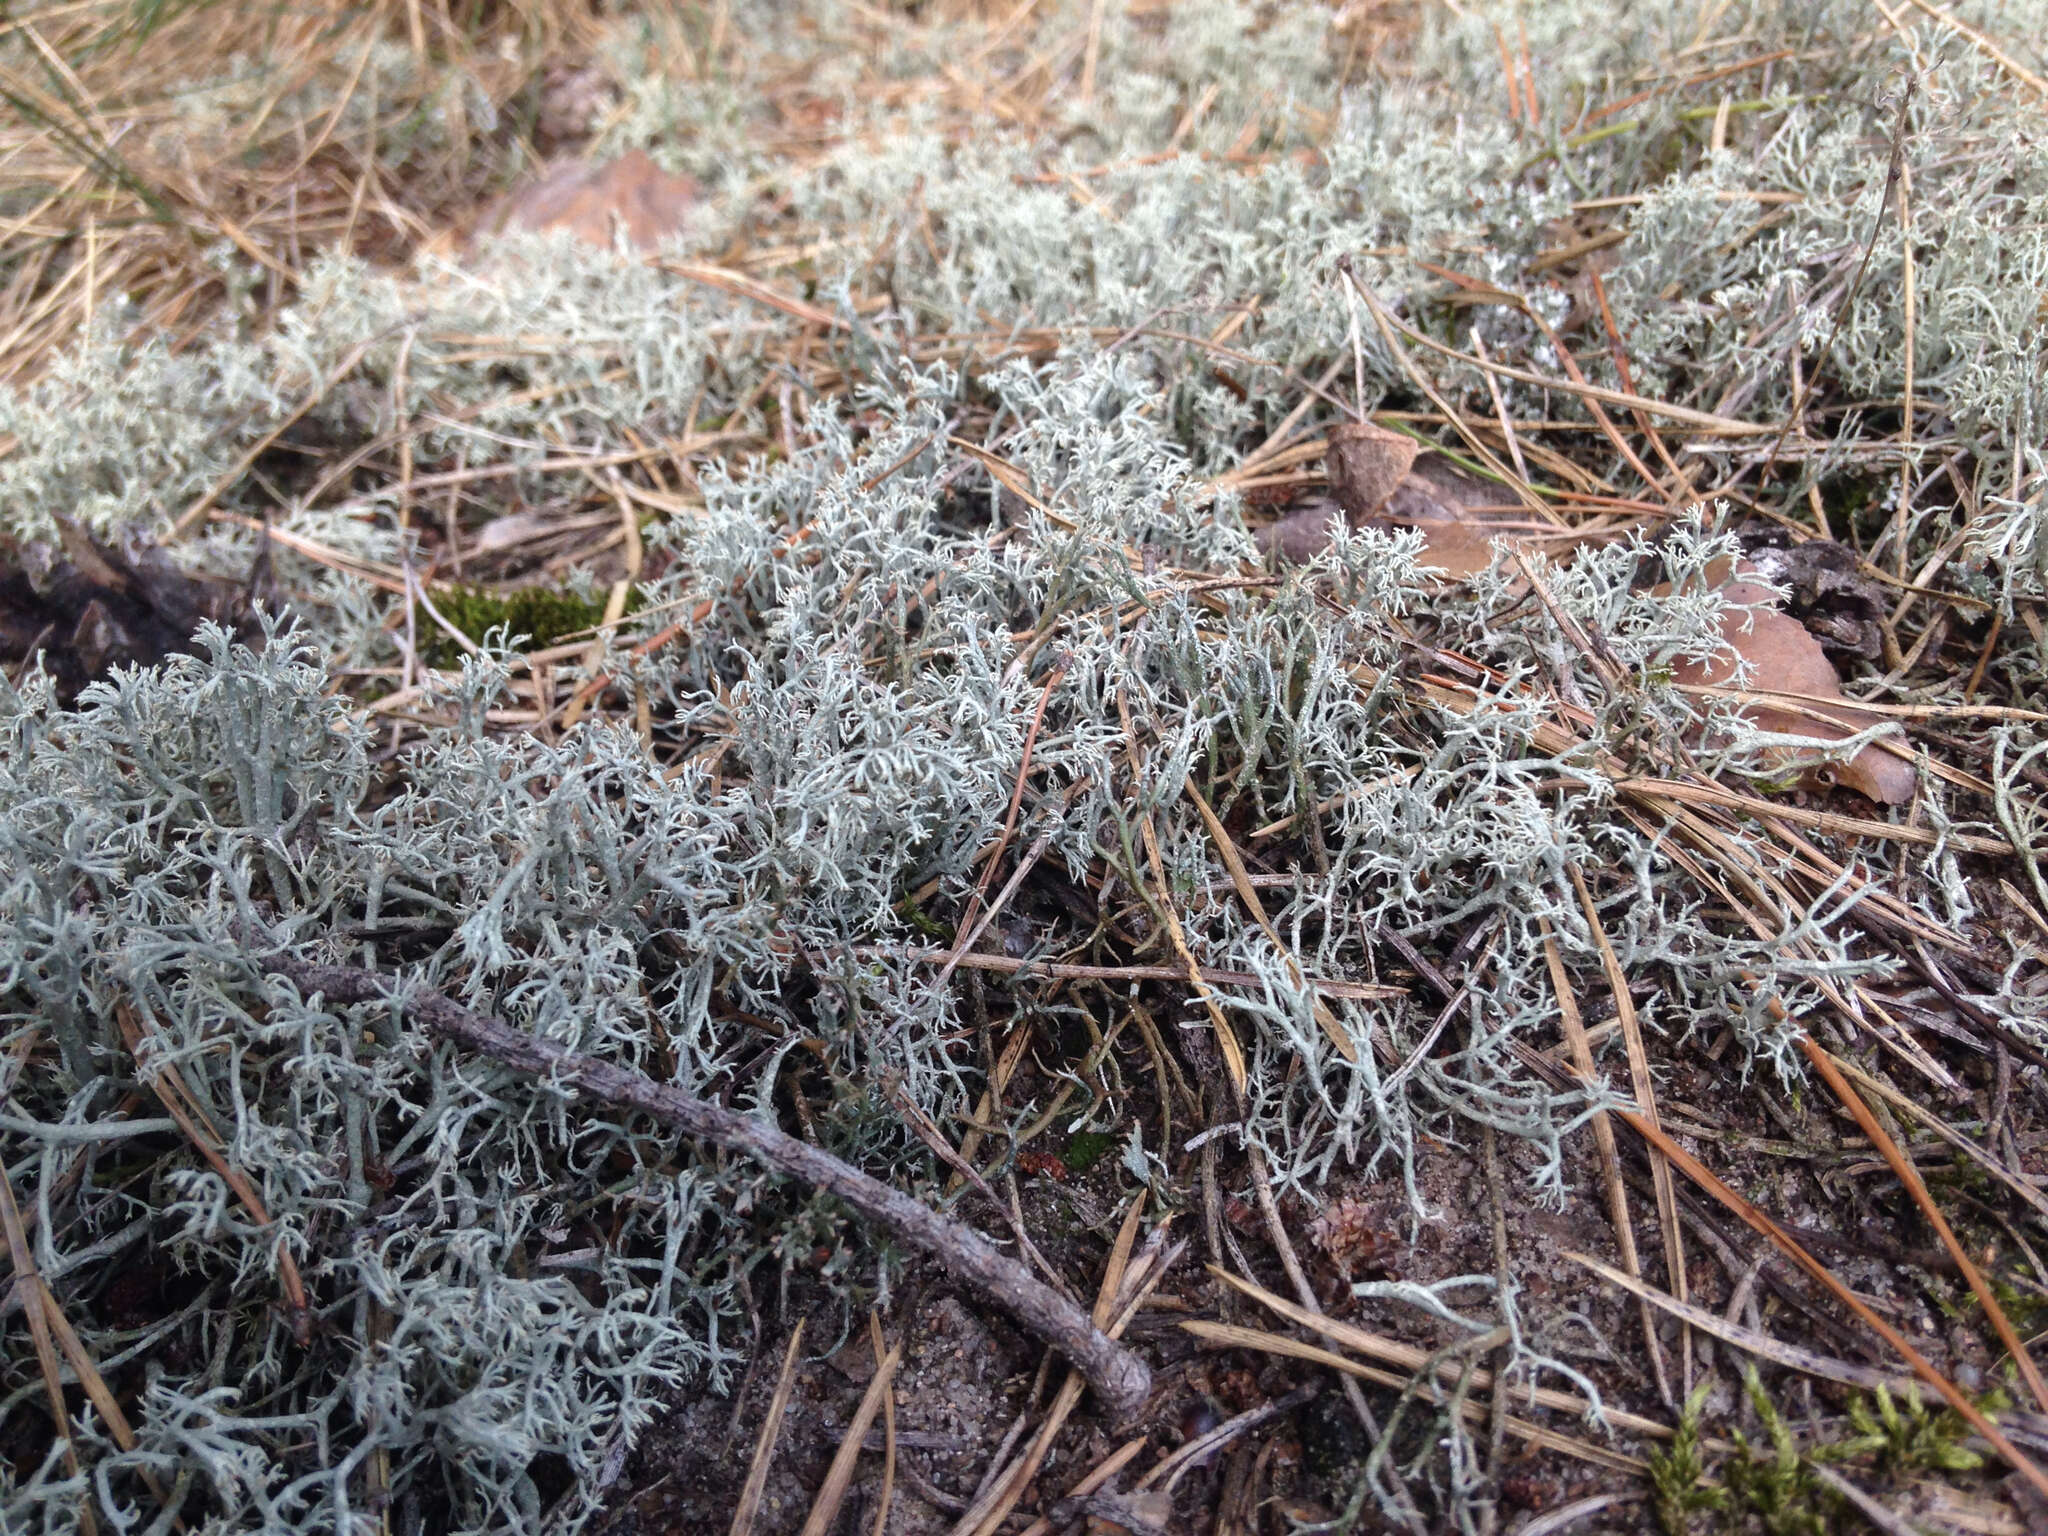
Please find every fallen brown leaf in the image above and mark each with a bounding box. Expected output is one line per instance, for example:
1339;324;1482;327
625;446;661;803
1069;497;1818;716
1;520;260;703
1257;451;1536;578
1254;498;1349;563
1672;567;1916;806
471;149;698;255
1400;519;1509;581
1325;420;1419;519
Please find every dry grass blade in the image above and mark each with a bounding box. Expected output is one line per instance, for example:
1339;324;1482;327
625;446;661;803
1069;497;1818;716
559;474;649;735
1588;268;1694;504
798;1335;902;1536
1012;1437;1148;1536
1237;1137;1391;1464
209;513;413;595
1179;1320;1649;1475
0;1035;152;1514
0;0;519;384
1662;688;2048;729
886;1078;1067;1292
32;1290;185;1526
1095;1197;1148;1332
1520;299;1668;504
1340;261;1549;519
1632;805;1970;1094
1569;866;1690;1401
1143;836;1247;1094
729;1318;808;1536
1117;690;1248;1096
1825;1052;2048;1225
1808;1463;1934;1536
34;1291;131;1450
946;1013;1036;1198
951;1369;1083;1531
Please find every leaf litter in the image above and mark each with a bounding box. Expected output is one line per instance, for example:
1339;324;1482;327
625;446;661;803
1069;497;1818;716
2;1;2048;1534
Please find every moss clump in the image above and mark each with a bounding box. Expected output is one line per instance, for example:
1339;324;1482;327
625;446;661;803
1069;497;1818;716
1721;1370;1837;1536
421;583;641;664
1651;1369;2007;1536
1827;1382;1994;1480
1649;1382;1726;1535
1063;1131;1118;1173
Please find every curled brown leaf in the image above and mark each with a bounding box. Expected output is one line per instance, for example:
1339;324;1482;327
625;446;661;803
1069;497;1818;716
1671;571;1916;806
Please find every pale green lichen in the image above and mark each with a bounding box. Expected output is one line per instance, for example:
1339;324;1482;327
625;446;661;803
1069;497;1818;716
3;0;2044;1530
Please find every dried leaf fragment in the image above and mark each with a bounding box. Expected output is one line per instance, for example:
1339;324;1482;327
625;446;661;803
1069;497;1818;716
1307;1193;1389;1278
1325;420;1419;519
1671;570;1916;806
1259;450;1530;578
1401;519;1509;581
472;150;698;254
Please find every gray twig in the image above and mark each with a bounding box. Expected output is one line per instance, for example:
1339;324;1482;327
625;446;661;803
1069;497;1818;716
256;950;1152;1420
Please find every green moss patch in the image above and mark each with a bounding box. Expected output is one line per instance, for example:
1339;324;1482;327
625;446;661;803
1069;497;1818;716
420;583;643;664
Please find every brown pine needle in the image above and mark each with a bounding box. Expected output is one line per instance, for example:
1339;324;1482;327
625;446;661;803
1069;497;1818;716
869;1313;897;1536
1572;1249;1922;1397
1180;1320;1649;1476
730;1319;808;1536
116;1002;309;1339
1799;1037;2048;1414
0;1160;97;1536
936;654;1070;990
1186;780;1359;1063
799;1335;903;1536
1541;919;1674;1408
1570;866;1691;1402
1608;1102;2048;1503
952;1199;1161;1536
